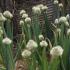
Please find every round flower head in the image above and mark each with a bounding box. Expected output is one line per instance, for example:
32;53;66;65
2;37;12;45
26;40;38;50
59;3;63;8
25;17;31;23
59;16;67;23
0;27;3;37
22;13;28;19
40;40;48;47
67;29;70;36
3;11;13;19
54;19;59;24
0;13;6;22
41;5;48;11
66;14;70;21
39;34;44;41
37;4;44;9
59;3;63;11
53;0;59;5
50;45;63;58
32;6;41;15
20;20;24;25
21;49;31;58
20;10;26;16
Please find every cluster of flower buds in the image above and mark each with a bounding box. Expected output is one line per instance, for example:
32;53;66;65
54;15;70;27
22;39;38;58
3;11;13;19
2;37;12;45
59;16;69;27
19;20;24;26
53;0;64;11
0;13;6;22
40;40;48;47
54;15;70;37
21;49;32;58
26;40;38;51
0;10;13;23
0;11;13;44
20;9;31;26
53;0;59;5
38;34;44;41
20;10;26;16
32;4;48;15
50;45;63;58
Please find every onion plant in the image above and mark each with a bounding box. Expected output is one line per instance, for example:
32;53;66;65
0;0;70;70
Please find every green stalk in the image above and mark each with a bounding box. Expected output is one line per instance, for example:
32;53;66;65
32;14;41;42
62;36;70;70
21;25;27;46
0;36;4;66
53;31;58;46
60;56;66;70
0;36;14;70
49;57;60;70
54;4;60;18
42;47;48;70
2;44;15;70
29;53;36;70
22;22;29;42
43;12;53;42
5;19;13;40
27;24;32;39
60;23;65;45
0;21;14;70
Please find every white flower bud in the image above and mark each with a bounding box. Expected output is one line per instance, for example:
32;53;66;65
3;11;13;19
66;14;70;21
59;16;67;23
26;40;38;50
37;4;44;9
22;49;31;58
32;6;41;15
40;40;48;47
41;6;48;11
0;13;6;22
53;0;59;5
59;3;63;11
54;19;59;24
2;37;12;45
25;17;31;23
20;10;26;16
50;45;63;57
67;29;70;36
39;34;44;41
22;13;28;19
59;3;63;8
19;20;24;25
